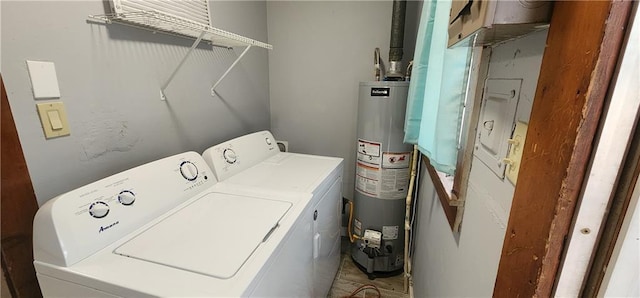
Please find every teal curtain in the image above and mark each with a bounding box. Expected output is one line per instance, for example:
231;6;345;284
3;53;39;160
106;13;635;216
404;0;472;175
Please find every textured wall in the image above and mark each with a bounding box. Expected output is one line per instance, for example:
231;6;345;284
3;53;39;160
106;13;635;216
411;29;549;296
1;0;270;204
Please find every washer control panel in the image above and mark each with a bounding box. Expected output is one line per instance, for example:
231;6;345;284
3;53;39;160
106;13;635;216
33;151;217;267
202;130;279;181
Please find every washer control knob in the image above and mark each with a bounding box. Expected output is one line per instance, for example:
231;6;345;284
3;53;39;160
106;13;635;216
180;161;198;181
265;137;273;145
89;201;110;218
223;148;237;164
118;190;136;206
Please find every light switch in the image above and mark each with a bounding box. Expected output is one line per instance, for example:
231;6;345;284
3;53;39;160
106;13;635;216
37;101;70;139
26;60;61;99
505;121;528;185
47;110;63;130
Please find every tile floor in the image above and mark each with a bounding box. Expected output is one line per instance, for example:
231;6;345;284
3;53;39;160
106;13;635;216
328;238;408;298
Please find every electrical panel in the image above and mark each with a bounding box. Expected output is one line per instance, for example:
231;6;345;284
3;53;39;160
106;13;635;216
474;79;522;179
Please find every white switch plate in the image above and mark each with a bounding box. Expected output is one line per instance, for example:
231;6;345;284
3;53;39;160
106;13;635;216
26;60;61;99
36;101;70;139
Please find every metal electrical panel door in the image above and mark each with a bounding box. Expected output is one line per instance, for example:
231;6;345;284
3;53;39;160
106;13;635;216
474;78;522;178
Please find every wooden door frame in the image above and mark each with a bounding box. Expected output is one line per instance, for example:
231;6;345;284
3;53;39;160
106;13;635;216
583;3;640;293
1;75;43;297
493;1;634;297
583;108;640;296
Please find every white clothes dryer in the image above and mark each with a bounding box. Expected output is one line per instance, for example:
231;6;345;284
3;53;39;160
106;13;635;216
202;130;344;297
33;152;313;297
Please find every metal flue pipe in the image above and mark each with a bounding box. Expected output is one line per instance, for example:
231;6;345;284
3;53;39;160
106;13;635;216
389;0;406;62
387;0;407;80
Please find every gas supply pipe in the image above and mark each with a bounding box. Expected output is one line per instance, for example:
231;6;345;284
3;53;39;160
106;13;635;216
404;145;418;294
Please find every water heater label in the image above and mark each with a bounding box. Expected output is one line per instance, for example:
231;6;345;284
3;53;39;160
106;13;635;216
357;139;381;166
382;152;411;169
356;141;411;199
354;218;362;236
356;162;380;197
382;225;399;240
380;168;410;199
370;87;390;97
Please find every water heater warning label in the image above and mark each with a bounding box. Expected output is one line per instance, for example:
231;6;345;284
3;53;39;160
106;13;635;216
356;164;410;199
380;168;410;199
382;152;411;169
357;139;381;166
356;140;411;199
354;219;362;236
356;162;379;197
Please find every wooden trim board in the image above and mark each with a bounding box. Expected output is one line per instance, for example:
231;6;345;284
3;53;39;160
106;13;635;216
423;156;457;230
1;76;43;297
583;6;640;291
493;1;633;296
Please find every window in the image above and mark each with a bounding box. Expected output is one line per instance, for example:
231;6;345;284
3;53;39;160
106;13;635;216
404;0;488;231
418;44;487;232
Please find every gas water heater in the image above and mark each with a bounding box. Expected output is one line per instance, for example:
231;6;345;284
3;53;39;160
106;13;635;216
351;81;411;277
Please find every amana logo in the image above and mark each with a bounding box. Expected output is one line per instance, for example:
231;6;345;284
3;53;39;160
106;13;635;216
99;221;120;233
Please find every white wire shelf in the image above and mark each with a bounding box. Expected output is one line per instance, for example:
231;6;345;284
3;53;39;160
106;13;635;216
88;9;272;99
89;10;272;50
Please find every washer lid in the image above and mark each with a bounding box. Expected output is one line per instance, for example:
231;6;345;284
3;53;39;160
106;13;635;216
114;192;291;279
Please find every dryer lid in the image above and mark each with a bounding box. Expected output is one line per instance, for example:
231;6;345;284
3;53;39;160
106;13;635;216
114;192;291;279
226;153;339;192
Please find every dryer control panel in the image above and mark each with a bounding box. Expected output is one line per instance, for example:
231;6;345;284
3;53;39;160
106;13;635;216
33;152;216;267
202;130;279;181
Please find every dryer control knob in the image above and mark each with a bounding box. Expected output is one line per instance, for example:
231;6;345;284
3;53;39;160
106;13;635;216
180;161;198;181
118;190;136;206
265;137;273;145
89;201;110;218
223;149;237;164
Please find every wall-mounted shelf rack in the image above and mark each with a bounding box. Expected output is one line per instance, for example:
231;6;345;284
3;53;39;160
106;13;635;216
88;10;272;100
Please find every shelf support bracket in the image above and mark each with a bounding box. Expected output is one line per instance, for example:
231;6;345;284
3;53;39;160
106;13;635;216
160;30;206;100
211;45;252;96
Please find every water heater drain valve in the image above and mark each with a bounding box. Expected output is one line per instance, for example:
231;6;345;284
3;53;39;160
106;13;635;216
362;229;382;249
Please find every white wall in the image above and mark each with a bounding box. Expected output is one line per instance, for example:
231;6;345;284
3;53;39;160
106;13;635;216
411;29;548;296
1;0;270;205
266;1;421;200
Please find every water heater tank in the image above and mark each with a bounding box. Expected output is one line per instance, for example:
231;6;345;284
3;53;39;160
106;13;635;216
351;81;411;276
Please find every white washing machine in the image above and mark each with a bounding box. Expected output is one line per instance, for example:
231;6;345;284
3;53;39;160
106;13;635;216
33;152;315;297
202;130;344;297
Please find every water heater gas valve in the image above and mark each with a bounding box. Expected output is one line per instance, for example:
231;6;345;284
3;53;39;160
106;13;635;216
362;229;382;249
